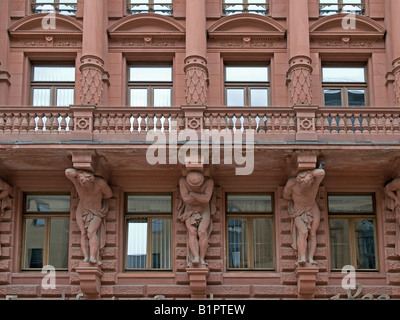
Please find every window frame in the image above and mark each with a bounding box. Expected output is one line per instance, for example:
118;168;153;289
319;0;366;16
31;0;78;15
222;0;270;16
225;193;275;271
126;0;173;15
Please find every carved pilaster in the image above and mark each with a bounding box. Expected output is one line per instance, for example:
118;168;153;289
79;55;105;105
287;56;313;106
392;58;400;106
184;55;209;106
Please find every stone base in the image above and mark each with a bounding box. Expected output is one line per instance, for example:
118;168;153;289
294;265;319;300
76;262;104;299
187;266;210;300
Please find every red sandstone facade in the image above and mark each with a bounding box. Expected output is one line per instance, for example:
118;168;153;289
0;0;400;300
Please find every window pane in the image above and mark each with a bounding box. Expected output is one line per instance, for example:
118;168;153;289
26;195;71;213
226;88;245;107
151;219;171;269
23;218;45;269
33;89;51;107
126;220;148;269
154;88;172;107
228;218;248;268
227;194;272;213
348;89;366;107
329;219;351;269
322;67;365;83
226;66;268;82
57;88;75;106
127;195;171;213
250;88;268;106
130;67;172;82
328;195;374;214
59;0;77;15
130;88;148;107
224;0;243;15
49;218;70;269
319;0;338;15
324;89;342;106
35;0;55;13
354;219;376;269
253;218;274;269
33;66;75;82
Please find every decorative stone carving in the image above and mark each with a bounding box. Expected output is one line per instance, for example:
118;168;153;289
384;177;400;256
79;55;105;105
392;58;400;106
184;56;209;105
287;55;313;105
0;178;12;256
65;168;113;265
177;169;216;267
283;167;325;266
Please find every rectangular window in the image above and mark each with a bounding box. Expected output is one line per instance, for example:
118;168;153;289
322;66;367;107
127;0;173;15
225;65;270;107
328;194;378;271
128;65;172;107
31;65;75;107
32;0;77;15
319;0;365;16
226;194;275;270
223;0;269;16
125;194;172;270
22;194;70;270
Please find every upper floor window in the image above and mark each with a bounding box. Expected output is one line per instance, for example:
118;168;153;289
31;0;77;15
328;194;378;271
22;194;70;271
31;65;75;106
226;194;275;270
129;65;172;107
225;65;270;107
127;0;173;15
319;0;365;16
223;0;269;15
322;65;367;107
125;194;172;271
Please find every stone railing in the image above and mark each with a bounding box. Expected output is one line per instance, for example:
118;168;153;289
0;105;399;144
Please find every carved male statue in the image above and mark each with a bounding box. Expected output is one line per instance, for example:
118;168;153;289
65;168;113;265
384;178;400;256
177;170;216;267
283;168;325;266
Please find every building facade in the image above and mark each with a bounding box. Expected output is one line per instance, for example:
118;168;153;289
0;0;400;300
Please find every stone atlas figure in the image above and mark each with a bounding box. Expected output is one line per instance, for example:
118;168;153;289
384;177;400;256
283;168;325;267
65;168;113;265
0;178;12;256
177;170;216;267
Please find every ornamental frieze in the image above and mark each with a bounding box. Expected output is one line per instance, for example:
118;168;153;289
310;36;384;49
208;36;286;49
10;35;81;48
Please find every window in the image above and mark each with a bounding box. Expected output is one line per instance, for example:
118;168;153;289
226;194;275;270
225;65;270;107
125;194;172;270
32;0;77;15
22;194;70;270
319;0;365;15
31;65;75;107
328;194;378;271
322;65;367;107
128;65;172;107
127;0;173;15
223;0;269;15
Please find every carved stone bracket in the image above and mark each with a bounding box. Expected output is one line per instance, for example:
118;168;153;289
295;266;319;300
187;267;210;300
79;55;105;105
287;56;313;106
184;55;209;106
69;150;111;182
76;262;104;299
294;150;319;173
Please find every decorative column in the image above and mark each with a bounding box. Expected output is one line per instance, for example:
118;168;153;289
80;0;108;105
287;0;313;105
389;0;400;105
0;0;11;105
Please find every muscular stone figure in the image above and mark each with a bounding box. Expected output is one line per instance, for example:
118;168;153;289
385;178;400;256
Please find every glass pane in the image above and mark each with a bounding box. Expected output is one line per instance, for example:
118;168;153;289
33;66;75;82
130;67;172;82
130;88;148;107
33;88;51;107
127;195;171;213
226;66;268;82
49;218;70;269
56;88;75;106
151;219;171;269
226;88;245;107
324;89;342;106
227;194;272;213
228;218;248;268
319;0;338;15
329;219;351;269
26;195;71;213
24;218;45;269
328;195;374;214
355;219;376;269
35;0;55;13
154;88;172;107
224;0;243;15
154;0;172;15
126;220;148;269
343;0;362;14
348;89;366;107
250;88;268;106
253;218;274;269
322;67;365;83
